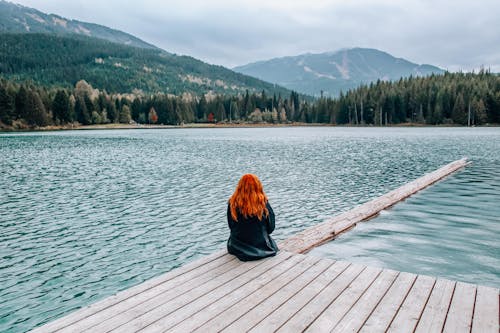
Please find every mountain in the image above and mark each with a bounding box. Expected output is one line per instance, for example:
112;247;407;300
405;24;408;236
234;48;445;96
0;1;296;96
0;33;293;96
0;0;156;49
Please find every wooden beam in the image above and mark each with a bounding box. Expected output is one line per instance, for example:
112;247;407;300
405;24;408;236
30;250;228;333
442;281;477;333
279;158;469;253
471;285;500;333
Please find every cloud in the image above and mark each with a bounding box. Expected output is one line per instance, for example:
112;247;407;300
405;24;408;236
10;0;500;71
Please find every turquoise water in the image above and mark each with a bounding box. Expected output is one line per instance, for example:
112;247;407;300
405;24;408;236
0;127;499;332
310;158;500;287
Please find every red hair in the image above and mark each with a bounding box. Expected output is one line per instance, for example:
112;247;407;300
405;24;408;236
229;174;269;221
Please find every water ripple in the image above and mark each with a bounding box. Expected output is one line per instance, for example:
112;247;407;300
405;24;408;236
311;155;500;288
1;127;499;332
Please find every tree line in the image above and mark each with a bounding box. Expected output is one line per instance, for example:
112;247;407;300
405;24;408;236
0;79;302;128
329;70;500;125
1;71;499;129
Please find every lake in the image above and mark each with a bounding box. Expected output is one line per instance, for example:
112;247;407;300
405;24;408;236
1;127;499;332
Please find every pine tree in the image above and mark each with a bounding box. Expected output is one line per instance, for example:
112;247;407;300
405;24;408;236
15;85;29;121
473;98;487;125
197;95;208;120
0;84;15;125
75;96;91;125
107;100;118;123
25;90;50;126
215;99;225;122
131;98;142;122
119;105;132;123
52;90;70;123
451;93;467;125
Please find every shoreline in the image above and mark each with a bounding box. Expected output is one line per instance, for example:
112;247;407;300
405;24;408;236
0;122;328;133
0;122;498;133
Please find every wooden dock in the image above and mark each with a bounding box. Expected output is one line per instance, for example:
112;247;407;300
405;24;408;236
280;158;470;253
31;250;499;332
31;158;500;332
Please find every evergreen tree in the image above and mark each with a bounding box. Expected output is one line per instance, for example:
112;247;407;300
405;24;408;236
165;98;176;124
243;92;255;119
75;96;91;125
451;93;467;125
473;98;487;125
83;94;95;122
0;84;15;125
25;90;50;126
15;85;29;121
52;90;70;123
131;98;142;122
197;95;208;120
119;105;132;123
215;99;226;122
230;100;239;121
242;90;250;119
107;99;118;123
259;90;267;110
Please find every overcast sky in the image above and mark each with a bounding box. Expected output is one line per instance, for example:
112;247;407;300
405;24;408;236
11;0;500;71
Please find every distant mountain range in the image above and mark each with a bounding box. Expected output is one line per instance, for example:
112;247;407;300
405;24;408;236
0;1;445;98
0;1;291;96
234;48;445;96
0;0;156;49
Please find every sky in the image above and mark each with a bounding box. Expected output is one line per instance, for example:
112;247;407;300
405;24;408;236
11;0;500;72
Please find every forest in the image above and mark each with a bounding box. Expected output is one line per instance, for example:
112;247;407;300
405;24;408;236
0;71;499;130
0;33;291;97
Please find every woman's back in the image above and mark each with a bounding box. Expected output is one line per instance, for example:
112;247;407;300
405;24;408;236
226;174;279;261
227;201;278;261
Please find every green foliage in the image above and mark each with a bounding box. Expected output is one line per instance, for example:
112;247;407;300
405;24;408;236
1;70;498;130
0;82;15;125
52;90;70;123
324;71;500;126
24;89;49;126
0;33;292;97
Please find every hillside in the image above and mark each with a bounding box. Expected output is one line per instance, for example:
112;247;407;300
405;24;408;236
0;0;156;49
0;33;292;96
234;48;444;96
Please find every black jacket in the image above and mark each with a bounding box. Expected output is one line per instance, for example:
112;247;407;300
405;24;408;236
227;201;279;261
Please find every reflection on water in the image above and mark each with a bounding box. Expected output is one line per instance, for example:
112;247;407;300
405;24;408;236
0;127;499;332
310;159;500;288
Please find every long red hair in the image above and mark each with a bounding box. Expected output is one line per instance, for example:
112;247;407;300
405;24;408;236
229;174;269;221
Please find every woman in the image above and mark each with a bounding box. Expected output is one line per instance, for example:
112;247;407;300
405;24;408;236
227;174;279;261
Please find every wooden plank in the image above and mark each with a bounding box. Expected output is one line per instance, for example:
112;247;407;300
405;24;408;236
280;158;469;253
471;285;500;333
304;266;382;332
387;274;436;333
106;253;276;333
166;253;309;332
248;261;350;333
140;251;295;332
56;253;238;332
31;249;228;333
359;271;417;333
224;258;335;332
331;269;399;332
275;263;365;333
442;281;477;333
414;279;456;333
193;255;322;333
